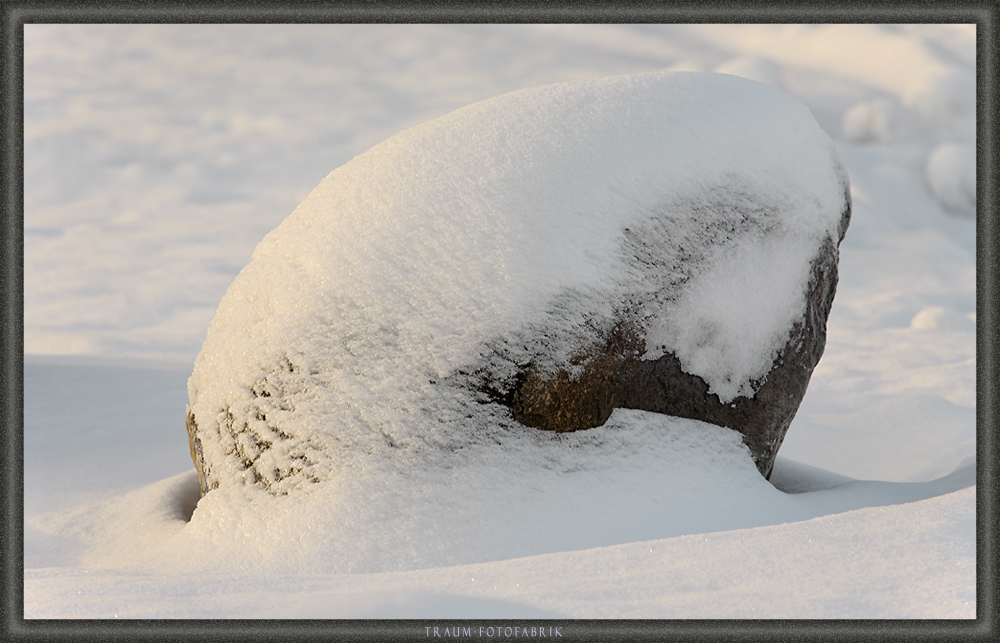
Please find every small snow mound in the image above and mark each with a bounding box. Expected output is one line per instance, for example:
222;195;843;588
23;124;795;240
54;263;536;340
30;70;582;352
841;98;916;144
59;411;784;575
907;69;975;138
925;142;976;216
910;306;975;332
712;56;783;89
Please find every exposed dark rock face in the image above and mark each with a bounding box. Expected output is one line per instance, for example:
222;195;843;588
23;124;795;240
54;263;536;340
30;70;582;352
498;205;849;480
186;408;209;496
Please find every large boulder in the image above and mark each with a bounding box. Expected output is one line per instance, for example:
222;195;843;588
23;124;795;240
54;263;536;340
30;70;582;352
186;71;850;496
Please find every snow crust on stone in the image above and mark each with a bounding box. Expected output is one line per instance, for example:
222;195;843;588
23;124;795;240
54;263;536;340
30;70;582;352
188;71;848;494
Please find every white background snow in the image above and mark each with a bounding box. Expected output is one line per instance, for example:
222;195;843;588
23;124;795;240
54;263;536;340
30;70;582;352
22;24;977;619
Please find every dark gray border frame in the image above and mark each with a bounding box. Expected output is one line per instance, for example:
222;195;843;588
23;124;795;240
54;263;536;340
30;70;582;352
2;2;997;641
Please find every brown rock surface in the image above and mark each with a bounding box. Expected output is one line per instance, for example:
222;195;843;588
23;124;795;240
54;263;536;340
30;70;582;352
497;214;849;480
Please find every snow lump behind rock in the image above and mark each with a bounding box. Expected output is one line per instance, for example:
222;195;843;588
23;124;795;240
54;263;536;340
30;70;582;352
186;71;849;497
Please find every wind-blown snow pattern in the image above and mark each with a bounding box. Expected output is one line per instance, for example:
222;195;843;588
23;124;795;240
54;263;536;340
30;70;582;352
23;24;976;619
188;71;848;496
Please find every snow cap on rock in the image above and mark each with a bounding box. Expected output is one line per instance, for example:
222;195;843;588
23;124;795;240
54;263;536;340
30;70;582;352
188;71;849;496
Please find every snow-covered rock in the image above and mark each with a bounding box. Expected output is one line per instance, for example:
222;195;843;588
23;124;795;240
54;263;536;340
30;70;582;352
186;71;850;498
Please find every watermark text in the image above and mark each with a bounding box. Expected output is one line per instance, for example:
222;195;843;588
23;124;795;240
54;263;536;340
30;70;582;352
425;625;562;638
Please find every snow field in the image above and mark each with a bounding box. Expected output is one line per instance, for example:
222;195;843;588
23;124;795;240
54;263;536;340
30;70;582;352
22;24;977;619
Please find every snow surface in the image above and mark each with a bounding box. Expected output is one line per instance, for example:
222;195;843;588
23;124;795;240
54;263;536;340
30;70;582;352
22;24;977;619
